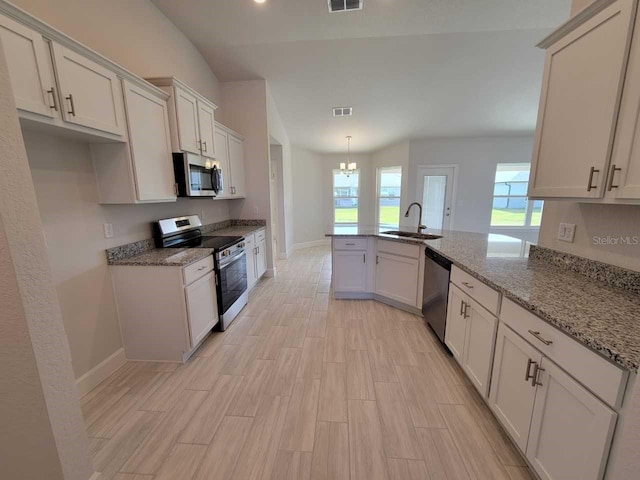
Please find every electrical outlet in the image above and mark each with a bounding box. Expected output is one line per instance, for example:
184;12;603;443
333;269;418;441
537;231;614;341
557;223;576;243
103;223;114;239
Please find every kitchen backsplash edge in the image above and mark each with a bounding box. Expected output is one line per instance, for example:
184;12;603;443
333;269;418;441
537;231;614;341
106;219;266;263
529;245;640;295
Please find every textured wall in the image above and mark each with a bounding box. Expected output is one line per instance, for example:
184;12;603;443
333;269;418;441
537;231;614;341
0;38;93;480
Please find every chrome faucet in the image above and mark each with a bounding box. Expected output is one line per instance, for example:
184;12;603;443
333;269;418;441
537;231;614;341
404;202;427;233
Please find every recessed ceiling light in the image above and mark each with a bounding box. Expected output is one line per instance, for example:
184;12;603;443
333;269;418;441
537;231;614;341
254;0;266;4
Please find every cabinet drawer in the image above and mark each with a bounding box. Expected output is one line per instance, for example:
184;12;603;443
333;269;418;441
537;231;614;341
334;237;367;250
377;239;419;258
255;229;266;242
501;298;628;409
183;256;214;286
244;233;255;246
451;266;500;315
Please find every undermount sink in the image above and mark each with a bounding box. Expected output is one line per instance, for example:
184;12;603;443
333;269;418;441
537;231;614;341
382;230;442;240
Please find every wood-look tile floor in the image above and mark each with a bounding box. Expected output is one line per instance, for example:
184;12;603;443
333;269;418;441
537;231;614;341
86;246;534;480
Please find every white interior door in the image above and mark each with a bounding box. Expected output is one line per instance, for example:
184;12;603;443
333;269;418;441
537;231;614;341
417;166;456;231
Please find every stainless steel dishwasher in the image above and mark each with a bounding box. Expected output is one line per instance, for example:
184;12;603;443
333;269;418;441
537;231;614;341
422;247;452;345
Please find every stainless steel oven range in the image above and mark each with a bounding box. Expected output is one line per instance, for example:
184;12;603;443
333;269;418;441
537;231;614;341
154;215;248;331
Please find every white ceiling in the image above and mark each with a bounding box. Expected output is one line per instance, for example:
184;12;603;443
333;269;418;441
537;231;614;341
152;0;572;153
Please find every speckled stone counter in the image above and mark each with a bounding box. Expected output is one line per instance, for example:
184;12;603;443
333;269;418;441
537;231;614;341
109;247;214;267
327;227;640;372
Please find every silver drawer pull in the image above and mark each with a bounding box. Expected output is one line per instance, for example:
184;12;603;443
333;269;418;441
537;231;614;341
345;243;355;246
197;266;207;271
528;330;553;346
532;364;545;387
461;281;474;289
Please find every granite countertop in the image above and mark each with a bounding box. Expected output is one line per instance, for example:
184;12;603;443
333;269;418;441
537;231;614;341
327;227;640;372
109;247;215;267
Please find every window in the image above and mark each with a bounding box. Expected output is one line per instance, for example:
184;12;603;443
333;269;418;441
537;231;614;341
377;166;402;228
491;163;543;227
333;169;360;224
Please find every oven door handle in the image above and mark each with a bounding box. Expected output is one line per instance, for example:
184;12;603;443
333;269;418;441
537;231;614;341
219;250;246;269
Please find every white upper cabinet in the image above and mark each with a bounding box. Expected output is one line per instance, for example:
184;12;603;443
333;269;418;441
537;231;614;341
228;133;246;197
174;86;200;155
214;129;231;198
609;2;640;200
0;15;58;118
147;78;219;159
121;80;175;202
197;100;216;159
51;43;125;136
529;0;636;200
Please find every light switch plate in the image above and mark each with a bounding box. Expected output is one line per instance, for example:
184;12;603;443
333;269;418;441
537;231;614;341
103;223;114;239
557;223;576;243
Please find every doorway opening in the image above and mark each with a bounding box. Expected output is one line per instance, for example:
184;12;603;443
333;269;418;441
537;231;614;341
417;165;458;231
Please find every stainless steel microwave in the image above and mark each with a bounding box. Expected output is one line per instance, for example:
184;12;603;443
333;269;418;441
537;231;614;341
173;152;224;197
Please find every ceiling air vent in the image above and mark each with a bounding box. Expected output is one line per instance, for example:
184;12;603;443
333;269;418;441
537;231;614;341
333;107;353;117
328;0;363;13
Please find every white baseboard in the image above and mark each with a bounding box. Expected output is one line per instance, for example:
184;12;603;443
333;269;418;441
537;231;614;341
265;268;276;278
89;473;101;480
291;239;331;251
75;348;127;397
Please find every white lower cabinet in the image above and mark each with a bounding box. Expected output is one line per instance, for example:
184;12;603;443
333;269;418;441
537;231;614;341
489;323;543;452
185;271;218;348
527;358;617;480
374;252;420;306
490;323;618;480
333;250;367;292
245;229;267;289
111;256;218;362
445;283;498;397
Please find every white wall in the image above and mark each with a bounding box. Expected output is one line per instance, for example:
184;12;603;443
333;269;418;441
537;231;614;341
0;41;93;480
10;0;221;104
24;130;230;380
407;135;538;241
267;87;294;256
292;146;327;245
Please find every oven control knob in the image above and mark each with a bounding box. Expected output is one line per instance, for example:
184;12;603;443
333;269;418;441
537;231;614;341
222;250;230;257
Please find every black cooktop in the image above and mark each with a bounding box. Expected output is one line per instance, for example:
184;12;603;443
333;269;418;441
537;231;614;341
198;235;244;251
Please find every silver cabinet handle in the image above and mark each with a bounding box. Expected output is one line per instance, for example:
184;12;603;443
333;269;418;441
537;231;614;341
363;254;366;263
528;330;553;346
463;302;471;319
202;141;207;152
47;88;58;111
532;364;545;387
346;243;355;246
66;94;76;116
376;255;379;265
197;139;202;151
461;281;474;289
607;164;622;191
525;358;537;383
460;300;465;316
587;166;600;192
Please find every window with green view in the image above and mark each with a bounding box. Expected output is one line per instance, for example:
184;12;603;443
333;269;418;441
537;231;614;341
491;163;543;227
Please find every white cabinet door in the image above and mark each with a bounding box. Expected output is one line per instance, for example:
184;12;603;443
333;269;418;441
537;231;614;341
245;234;258;290
489;323;542;452
185;271;218;348
333;250;367;292
0;15;58;118
462;298;498;397
197;100;216;159
526;358;617;480
256;238;267;278
214;129;231;198
609;3;640;200
228;134;246;197
445;284;468;362
174;86;200;154
374;252;419;306
529;0;636;199
122;80;176;202
51;43;125;135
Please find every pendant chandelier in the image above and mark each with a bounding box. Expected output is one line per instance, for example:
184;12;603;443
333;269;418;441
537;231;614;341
340;135;357;177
